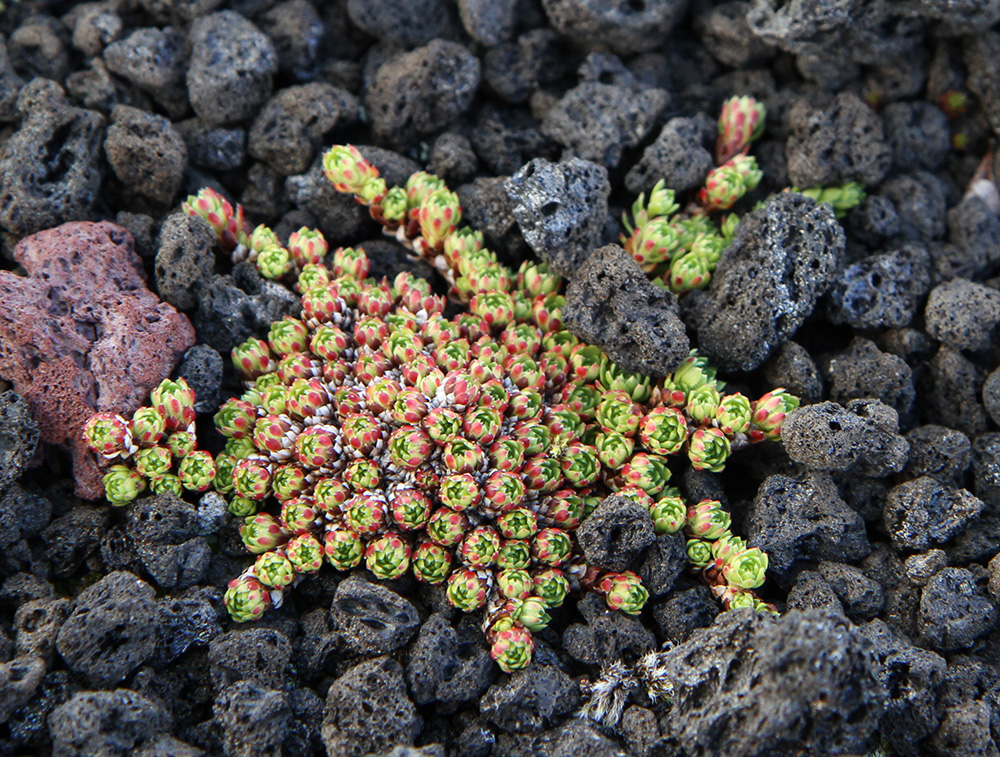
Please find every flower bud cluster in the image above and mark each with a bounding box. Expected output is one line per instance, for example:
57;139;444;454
181;188;331;282
791;183;867;219
81;378;215;505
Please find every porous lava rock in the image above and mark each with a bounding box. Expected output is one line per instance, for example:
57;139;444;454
0;222;195;498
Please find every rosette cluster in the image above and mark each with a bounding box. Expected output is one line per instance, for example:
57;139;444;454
81;378;217;505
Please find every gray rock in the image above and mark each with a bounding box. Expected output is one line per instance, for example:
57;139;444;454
457;177;531;263
8;16;71;83
540;0;689;55
0;391;39;492
105;104;187;206
55;572;160;688
884;477;984;552
481;661;579;733
694;1;776;68
683;192;843;372
576;494;657;573
261;0;325;82
48;689;170;757
208;627;292;691
825;244;931;330
883;100;951;173
505;157;609;278
925;278;1000;352
248;83;358;176
759;341;823;405
67;3;123;57
0;80;105;236
880;171;949;243
904;425;972;486
819;337;915;419
177;344;223;414
541;82;668;168
365;40;479;149
624;115;714;196
903;549;948;586
152;588;223;666
283;157;375;245
856;619;946;751
929;700;1000;757
126;494;213;589
42;507;109;578
154;210;217;312
655;609;885;757
817;561;885;622
0;36;25;122
0;656;46;724
329;576;420;655
427;132;478;188
187;11;278;126
748;472;871;583
103;27;187;115
458;0;516;45
563;245;690;375
966;32;1000;137
846;194;902;247
482;29;568;105
918;567;999;652
322;657;421;757
176;120;246;172
346;0;460;47
14;597;72;663
405;613;493;706
562;595;655;665
781;399;909;478
925;347;988;438
946;193;1000;280
214;680;292;757
636;532;687;597
786;92;891;188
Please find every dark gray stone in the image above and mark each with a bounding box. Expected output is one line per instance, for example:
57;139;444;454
625;115;714;196
283;156;377;244
883;101;951;173
458;0;516;45
541;82;668;168
322;657;421;757
48;689;170;757
208;627;292;691
655;609;885;757
825;244;931;330
176;120;246;172
261;0;325;82
0;656;46;724
329;576;421;655
177;344;223;414
636;532;687;597
0;36;25;122
856;619;946;752
929;700;1000;757
925;278;1000;352
820;337;915;418
126;494;213;589
563;245;690;376
405;613;493;706
904;425;972;486
214;680;292;757
152;588;223;666
694;1;776;68
576;493;657;573
781;399;909;478
0;80;105;236
946;194;1000;280
683;193;843;372
918;567;999;652
0;391;39;492
154;210;217;312
786;93;891;188
14;597;72;663
187;11;278;126
505;157;610;278
759;341;823;406
346;0;460;47
55;572;160;688
846;194;902;248
248;83;358;176
457;177;531;263
562;595;655;665
104;105;187;206
748;472;871;583
539;0;689;55
481;661;579;733
42;506;109;578
925;347;988;438
651;586;718;644
427;132;478;188
884;477;984;552
470;102;550;177
365;40;480;149
8;16;71;83
103;27;187;115
785;569;842;615
965;31;1000;137
482;29;568;105
67;3;123;57
880;171;949;243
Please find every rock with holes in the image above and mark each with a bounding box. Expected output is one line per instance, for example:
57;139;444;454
884;477;984;552
918;567;999;652
563;245;690;376
781;399;909;478
682;192;843;372
405;612;494;706
576;493;657;573
49;689;172;756
0;222;195;499
55;572;161;688
0;79;105;236
125;494;212;590
208;627;292;692
539;0;689;55
825;244;931;330
0;391;39;494
329;576;421;655
505;156;610;278
214;680;293;757
655;609;885;757
322;657;421;757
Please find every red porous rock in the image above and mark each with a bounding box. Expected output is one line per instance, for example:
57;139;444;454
0;221;196;498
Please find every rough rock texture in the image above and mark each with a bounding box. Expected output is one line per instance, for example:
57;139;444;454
0;80;105;236
0;391;40;492
0;222;195;498
540;0;690;55
321;657;421;757
576;494;656;573
505;156;609;278
683;193;844;372
825;244;931;330
562;245;691;376
103;104;187;206
924;278;1000;352
655;609;886;757
329;576;421;655
884;478;985;552
48;689;171;757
